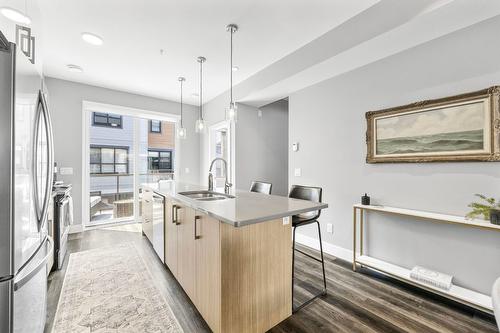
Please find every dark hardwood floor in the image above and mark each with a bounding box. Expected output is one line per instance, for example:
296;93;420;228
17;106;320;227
45;224;498;333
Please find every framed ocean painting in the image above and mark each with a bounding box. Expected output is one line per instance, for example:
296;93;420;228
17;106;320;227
366;87;500;163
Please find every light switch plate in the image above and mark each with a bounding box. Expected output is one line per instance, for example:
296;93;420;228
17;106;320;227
185;167;190;174
327;223;333;233
59;167;73;175
292;142;299;152
282;216;290;225
294;168;301;177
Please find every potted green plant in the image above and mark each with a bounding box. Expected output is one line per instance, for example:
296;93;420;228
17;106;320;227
466;194;500;225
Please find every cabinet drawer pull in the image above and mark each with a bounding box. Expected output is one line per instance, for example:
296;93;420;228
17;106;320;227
172;205;182;225
194;216;201;240
171;205;177;224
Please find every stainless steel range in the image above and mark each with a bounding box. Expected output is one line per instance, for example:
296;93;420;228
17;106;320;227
53;185;72;270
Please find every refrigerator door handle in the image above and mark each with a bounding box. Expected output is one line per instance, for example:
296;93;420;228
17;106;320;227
32;93;42;226
13;236;53;291
32;91;54;231
38;91;54;231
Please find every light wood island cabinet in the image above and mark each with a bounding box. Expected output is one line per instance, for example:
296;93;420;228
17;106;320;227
163;197;292;333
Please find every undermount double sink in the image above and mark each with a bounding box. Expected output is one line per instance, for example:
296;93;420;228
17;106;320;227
178;190;235;201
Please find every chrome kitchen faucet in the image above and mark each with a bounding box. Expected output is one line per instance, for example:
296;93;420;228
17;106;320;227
208;158;232;194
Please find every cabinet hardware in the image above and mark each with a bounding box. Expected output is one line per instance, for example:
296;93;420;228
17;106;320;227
194;216;201;240
173;205;182;225
172;205;177;224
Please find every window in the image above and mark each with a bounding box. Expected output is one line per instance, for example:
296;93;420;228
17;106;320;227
93;112;122;128
90;146;129;174
148;149;172;172
150;120;161;133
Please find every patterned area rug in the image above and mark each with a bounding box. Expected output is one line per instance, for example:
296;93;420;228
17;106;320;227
52;243;183;333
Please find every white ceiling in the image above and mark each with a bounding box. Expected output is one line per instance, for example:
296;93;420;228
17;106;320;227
237;0;500;106
36;0;378;105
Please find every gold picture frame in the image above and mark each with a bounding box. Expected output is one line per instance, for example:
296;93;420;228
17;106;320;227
366;86;500;163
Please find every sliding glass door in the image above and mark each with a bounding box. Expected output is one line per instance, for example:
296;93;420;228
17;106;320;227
85;106;178;227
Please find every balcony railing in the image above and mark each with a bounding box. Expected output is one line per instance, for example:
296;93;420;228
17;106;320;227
89;172;174;223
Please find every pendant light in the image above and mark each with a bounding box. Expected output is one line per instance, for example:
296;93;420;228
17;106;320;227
225;24;238;122
177;77;187;139
195;56;206;133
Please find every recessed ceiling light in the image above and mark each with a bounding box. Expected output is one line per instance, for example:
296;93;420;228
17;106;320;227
0;7;31;25
67;64;83;73
232;66;239;72
81;32;103;46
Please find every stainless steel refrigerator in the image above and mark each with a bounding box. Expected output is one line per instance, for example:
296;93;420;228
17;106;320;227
0;29;54;333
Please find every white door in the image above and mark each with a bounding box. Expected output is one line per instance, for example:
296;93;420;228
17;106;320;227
209;121;233;190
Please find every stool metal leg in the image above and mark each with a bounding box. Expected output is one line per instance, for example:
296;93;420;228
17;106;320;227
292;220;328;313
317;221;327;293
292;225;297;311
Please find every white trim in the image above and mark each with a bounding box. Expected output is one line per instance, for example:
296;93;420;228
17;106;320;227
132;117;140;223
82;102;90;231
294;232;353;263
208;120;236;188
81;100;180;229
69;224;84;234
82;101;180;122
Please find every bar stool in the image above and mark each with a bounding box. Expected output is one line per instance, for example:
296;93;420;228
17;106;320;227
249;181;272;195
289;185;327;312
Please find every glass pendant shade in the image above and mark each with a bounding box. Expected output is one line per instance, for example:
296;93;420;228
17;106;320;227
195;119;206;133
177;126;187;139
225;102;238;122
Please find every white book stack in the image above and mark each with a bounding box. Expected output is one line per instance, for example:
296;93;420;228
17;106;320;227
410;266;453;291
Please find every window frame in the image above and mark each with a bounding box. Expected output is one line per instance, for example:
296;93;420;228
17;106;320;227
90;145;130;174
92;112;123;128
149;120;162;133
147;148;173;172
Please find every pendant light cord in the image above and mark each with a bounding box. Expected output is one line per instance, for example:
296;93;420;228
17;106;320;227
199;60;203;120
230;27;233;104
180;79;183;127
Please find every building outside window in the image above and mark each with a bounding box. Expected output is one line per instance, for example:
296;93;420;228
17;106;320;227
93;112;123;128
90;146;129;174
150;120;161;133
148;149;173;172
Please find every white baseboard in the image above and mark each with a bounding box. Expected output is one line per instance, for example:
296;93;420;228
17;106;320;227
295;232;353;263
69;224;84;234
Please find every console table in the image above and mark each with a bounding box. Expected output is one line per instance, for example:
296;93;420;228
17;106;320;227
352;204;499;314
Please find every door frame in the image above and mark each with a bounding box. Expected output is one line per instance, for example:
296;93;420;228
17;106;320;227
82;101;180;229
208;120;236;189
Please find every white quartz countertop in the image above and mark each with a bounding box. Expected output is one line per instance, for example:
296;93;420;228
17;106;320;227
142;181;328;227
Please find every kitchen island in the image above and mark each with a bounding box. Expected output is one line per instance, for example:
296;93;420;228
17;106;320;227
141;181;328;333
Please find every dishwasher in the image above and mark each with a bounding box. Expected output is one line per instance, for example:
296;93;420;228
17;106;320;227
151;192;165;263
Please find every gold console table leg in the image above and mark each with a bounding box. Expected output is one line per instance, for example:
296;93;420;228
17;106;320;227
353;206;357;271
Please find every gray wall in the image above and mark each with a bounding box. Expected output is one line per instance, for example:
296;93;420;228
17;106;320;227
46;77;200;226
289;16;500;295
236;99;289;195
201;92;289;195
